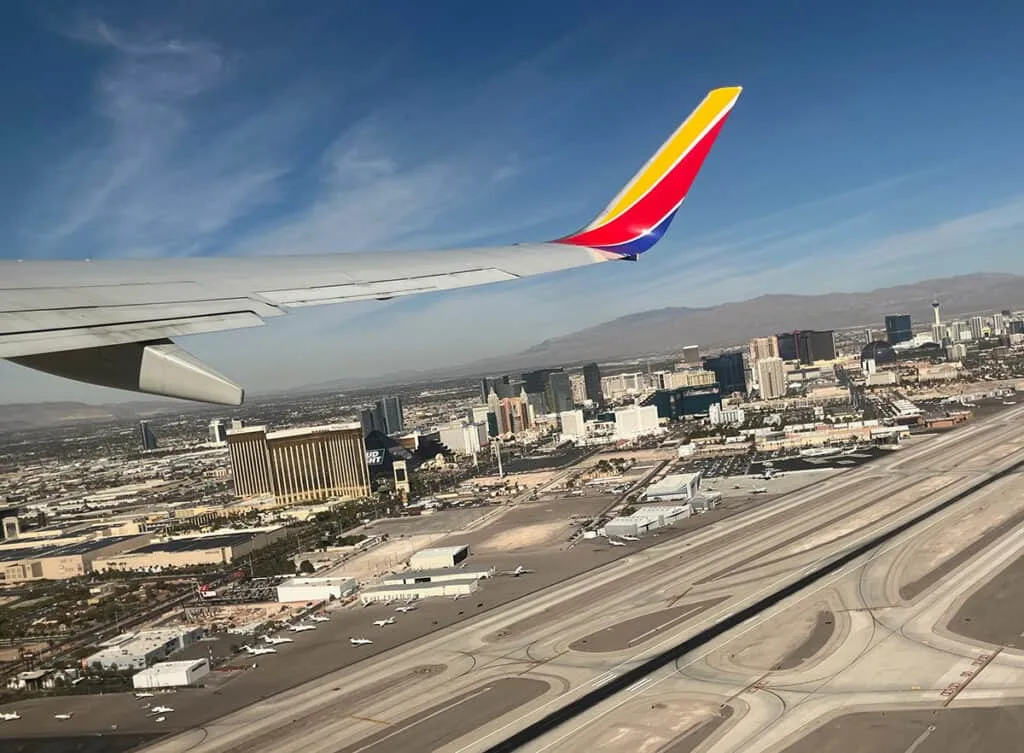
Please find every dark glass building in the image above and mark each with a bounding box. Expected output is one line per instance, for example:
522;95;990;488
703;352;746;394
582;362;603;406
776;332;799;361
545;371;575;413
139;420;158;451
884;314;913;345
776;330;836;364
380;395;404;435
522;368;561;395
645;384;722;420
861;340;897;365
361;396;404;436
798;330;837;363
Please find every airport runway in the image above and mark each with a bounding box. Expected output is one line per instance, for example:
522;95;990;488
10;405;1024;753
503;412;1024;752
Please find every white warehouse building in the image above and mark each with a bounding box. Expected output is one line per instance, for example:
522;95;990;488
604;504;691;538
644;472;703;502
84;628;204;671
559;410;587;442
276;576;357;603
409;545;469;570
379;565;494;586
132;658;211;689
438;422;488;456
613;404;661;440
360;578;480;604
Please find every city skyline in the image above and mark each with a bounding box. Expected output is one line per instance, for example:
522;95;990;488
3;3;1024;402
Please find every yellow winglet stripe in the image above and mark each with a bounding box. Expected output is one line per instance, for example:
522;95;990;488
590;86;741;230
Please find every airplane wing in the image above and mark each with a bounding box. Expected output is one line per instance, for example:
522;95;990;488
0;87;741;405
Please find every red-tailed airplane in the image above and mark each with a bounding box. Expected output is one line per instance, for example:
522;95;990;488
1;88;742;405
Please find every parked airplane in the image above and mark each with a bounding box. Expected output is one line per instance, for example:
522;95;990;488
349;638;373;646
452;594;466;601
261;635;294;645
620;535;639;542
54;713;74;720
395;605;417;613
0;712;21;721
242;645;277;656
309;614;330;622
373;617;396;627
609;539;628;547
154;716;167;723
289;624;317;632
150;706;174;714
501;565;534;577
0;88;741;406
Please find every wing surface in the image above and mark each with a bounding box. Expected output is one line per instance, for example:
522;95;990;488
0;87;741;404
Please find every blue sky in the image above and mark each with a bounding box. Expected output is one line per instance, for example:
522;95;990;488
3;1;1024;403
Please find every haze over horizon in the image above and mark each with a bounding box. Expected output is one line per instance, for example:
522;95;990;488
3;1;1024;403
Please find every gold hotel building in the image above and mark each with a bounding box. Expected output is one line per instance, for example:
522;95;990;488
227;424;371;503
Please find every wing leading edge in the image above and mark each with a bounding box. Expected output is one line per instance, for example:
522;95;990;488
0;86;742;404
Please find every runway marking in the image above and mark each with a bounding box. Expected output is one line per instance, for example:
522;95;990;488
627;606;704;646
902;724;936;753
626;678;652;693
498;457;1018;753
942;648;1002;707
590;672;616;686
346;686;492;753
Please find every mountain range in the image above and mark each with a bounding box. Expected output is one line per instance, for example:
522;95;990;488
415;271;1024;375
3;272;1022;428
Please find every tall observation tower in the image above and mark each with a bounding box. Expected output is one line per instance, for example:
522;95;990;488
932;299;941;325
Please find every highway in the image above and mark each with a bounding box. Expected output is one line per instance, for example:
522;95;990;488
55;404;1024;753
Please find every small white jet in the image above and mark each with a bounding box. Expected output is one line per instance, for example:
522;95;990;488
154;716;167;723
243;645;278;656
452;594;466;601
309;614;330;622
373;617;396;627
54;712;75;720
395;605;417;613
289;623;317;632
349;637;373;646
609;539;628;547
262;635;294;645
150;706;174;714
0;712;21;721
620;535;639;542
501;565;535;577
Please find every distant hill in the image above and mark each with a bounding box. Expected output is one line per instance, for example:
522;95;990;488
0;401;175;432
452;272;1024;371
5;272;1023;425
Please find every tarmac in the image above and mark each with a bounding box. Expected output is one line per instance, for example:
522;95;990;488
9;403;1024;752
334;678;550;753
778;705;1024;753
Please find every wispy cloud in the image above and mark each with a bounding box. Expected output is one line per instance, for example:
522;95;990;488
19;19;302;259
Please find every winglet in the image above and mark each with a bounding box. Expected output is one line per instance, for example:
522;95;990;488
555;86;741;257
